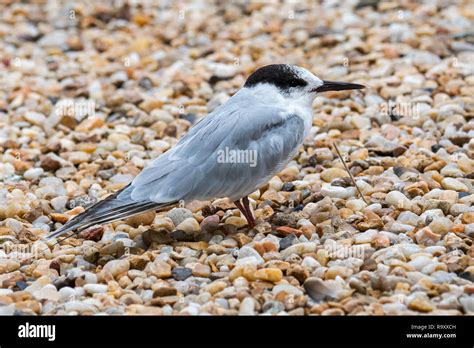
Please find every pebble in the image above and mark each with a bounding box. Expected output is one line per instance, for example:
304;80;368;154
385;191;411;209
428;217;453;235
262;300;285;314
281;242;317;258
58;287;76;302
84;284;108;294
279;235;296;250
304;278;349;302
33;287;60;302
225;216;248;228
0;304;15;315
462;212;474;224
204;281;227;295
172;267;193;281
441;178;468;192
408;256;433;271
1;1;472;317
254;268;283;282
145;260;172;279
301;256;320;270
125;211;155;227
192;264;211;278
460;297;474;314
320;168;349;183
176;218;200;234
23;168;44;180
235;256;262;267
325;266;353;280
24;111;46;126
238;246;264;265
346;199;367;212
397;211;421;226
272;284;304;296
407;295;433;313
64;301;97;313
166;208;193;226
102;259;130;278
321;185;356;199
354;230;378;244
0;259;20;274
239;297;256;315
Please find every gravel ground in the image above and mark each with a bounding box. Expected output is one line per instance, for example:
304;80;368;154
0;0;473;315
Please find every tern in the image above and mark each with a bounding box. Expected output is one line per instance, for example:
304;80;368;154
47;64;364;240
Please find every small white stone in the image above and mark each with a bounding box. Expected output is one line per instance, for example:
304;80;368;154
239;297;255;315
272;284;303;296
74;287;85;297
301;256;320;269
399;244;422;258
64;300;97;313
84;284;108;294
23;167;44;180
281;242;317;258
385;191;411;209
150;109;174;124
235;256;261;267
408;256;433;271
420;209;445;221
0;163;15;179
459;296;474;314
0;304;15;315
268;176;283;191
50;196;68;211
346;199;367;212
83;272;98;284
449;204;473;216
441;178;468;192
33;287;60;302
59;287;76;302
25;111;46;125
321;185;356;199
238;246;264;264
424;246;446;255
428;217;453;234
354;230;378;244
210;63;238;78
397;211;421;226
0;289;13;296
387;222;415;234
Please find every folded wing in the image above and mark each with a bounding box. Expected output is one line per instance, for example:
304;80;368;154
47;95;306;239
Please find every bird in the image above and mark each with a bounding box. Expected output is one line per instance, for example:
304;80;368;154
46;64;364;240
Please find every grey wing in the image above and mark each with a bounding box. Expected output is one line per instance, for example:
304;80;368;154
47;101;306;239
129;101;306;202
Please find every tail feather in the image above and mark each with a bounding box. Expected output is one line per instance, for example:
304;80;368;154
46;184;174;240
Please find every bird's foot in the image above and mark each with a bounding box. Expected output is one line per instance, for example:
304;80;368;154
234;196;256;229
242;196;256;228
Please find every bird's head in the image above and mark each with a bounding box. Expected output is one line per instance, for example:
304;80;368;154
243;64;365;104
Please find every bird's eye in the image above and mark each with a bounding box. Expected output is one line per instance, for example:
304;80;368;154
289;78;306;88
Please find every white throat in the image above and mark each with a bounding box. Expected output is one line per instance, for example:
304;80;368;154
238;84;315;133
